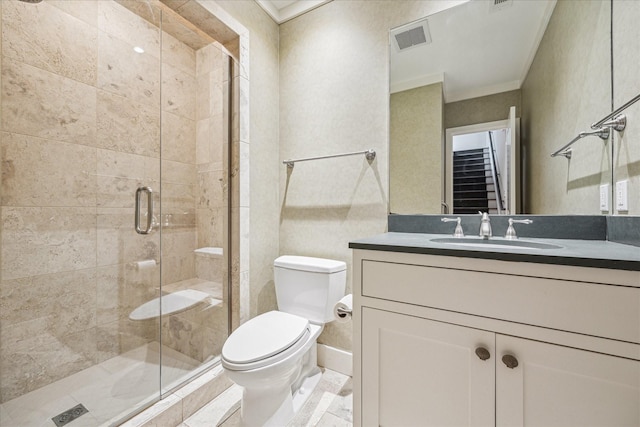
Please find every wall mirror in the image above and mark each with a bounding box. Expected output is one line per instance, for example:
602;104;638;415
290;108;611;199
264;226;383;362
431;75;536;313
389;0;614;215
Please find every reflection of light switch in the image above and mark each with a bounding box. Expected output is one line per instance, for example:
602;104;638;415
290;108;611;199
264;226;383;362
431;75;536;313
616;180;628;212
599;184;609;212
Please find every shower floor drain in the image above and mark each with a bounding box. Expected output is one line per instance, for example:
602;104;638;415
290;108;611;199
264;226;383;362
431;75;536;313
52;404;89;427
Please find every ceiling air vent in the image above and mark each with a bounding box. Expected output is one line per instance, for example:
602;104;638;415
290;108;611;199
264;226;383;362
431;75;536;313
391;19;431;52
491;0;513;12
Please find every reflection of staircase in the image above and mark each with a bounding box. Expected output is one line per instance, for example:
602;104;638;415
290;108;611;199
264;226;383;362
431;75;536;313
453;148;498;214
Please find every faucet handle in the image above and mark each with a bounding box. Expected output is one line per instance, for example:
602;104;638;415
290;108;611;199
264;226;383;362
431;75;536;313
505;218;533;240
478;212;492;238
441;217;464;238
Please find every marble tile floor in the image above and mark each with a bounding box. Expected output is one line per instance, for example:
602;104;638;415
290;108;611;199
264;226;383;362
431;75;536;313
178;369;353;427
0;342;199;427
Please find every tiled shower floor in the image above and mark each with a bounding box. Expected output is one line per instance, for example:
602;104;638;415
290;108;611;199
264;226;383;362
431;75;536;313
0;342;199;427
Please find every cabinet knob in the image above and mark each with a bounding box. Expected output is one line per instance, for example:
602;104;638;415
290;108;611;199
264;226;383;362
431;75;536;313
502;354;519;369
475;347;491;361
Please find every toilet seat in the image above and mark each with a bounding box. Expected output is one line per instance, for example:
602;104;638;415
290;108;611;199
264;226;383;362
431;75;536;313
222;311;311;371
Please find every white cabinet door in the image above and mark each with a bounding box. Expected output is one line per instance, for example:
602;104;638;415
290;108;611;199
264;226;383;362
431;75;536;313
497;335;640;427
361;307;495;427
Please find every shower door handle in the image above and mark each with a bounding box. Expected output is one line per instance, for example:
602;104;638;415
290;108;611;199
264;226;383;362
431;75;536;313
135;186;154;234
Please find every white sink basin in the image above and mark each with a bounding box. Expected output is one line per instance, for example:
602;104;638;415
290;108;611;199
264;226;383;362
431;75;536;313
431;237;562;251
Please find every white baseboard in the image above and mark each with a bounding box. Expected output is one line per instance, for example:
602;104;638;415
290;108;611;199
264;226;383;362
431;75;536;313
317;344;352;377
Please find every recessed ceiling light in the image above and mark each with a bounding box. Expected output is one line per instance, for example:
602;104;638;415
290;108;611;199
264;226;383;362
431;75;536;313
133;46;145;54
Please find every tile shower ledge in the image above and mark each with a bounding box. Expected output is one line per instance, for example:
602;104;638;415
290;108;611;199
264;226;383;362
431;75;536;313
349;232;640;271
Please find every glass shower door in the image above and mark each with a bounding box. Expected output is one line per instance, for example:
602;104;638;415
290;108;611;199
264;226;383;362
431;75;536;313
157;13;231;395
0;1;231;425
0;0;163;425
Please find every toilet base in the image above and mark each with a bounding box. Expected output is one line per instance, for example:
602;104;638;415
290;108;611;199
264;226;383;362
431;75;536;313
260;391;294;427
226;324;325;426
292;369;322;414
240;380;295;427
240;368;322;427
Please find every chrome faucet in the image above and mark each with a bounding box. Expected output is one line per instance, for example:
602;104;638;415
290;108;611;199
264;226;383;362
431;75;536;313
441;217;464;238
505;218;533;240
478;212;492;239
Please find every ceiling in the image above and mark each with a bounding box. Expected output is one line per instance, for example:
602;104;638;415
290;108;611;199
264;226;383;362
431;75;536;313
256;0;555;103
390;0;557;102
256;0;333;24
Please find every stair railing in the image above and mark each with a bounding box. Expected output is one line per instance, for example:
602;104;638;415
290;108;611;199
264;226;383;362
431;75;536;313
487;132;504;214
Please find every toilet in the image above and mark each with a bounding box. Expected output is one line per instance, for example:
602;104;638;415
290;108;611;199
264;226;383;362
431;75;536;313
221;255;346;426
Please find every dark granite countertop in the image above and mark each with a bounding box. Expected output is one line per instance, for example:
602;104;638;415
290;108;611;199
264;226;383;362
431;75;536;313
349;232;640;271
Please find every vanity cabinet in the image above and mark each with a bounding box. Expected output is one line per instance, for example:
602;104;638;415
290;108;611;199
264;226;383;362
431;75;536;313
352;249;640;427
496;334;639;427
361;308;495;426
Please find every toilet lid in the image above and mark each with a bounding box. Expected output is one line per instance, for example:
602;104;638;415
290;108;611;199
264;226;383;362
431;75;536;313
222;311;309;366
274;255;346;273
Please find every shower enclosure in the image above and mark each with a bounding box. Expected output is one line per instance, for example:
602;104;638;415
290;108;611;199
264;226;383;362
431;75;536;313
0;0;235;425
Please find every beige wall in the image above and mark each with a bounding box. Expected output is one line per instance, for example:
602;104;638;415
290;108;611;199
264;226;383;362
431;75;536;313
214;0;468;353
279;0;464;351
445;89;521;130
522;0;611;214
390;83;443;214
613;0;640;215
210;0;636;353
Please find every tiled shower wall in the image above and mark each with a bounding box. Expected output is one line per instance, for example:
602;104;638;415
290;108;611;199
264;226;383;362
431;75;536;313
0;0;229;403
160;41;229;364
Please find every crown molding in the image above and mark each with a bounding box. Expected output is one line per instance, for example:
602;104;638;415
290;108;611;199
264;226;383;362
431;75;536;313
256;0;333;24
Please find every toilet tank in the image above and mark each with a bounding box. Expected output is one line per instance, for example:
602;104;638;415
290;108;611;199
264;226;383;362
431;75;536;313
274;256;346;324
